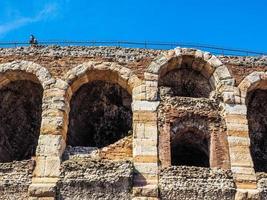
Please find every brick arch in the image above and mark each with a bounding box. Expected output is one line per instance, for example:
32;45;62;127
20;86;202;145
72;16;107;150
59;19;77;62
145;47;234;99
63;61;142;102
0;60;53;89
159;113;229;169
238;71;267;100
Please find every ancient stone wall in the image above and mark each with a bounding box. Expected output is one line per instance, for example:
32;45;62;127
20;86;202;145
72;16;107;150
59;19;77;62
0;160;34;200
57;158;133;200
0;46;266;200
159;166;236;200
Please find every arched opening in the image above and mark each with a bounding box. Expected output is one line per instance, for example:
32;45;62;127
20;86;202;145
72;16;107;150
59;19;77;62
67;80;132;148
171;129;210;167
0;80;43;162
158;66;212;98
247;89;267;172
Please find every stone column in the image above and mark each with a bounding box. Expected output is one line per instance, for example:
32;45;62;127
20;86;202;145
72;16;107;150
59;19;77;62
132;101;159;200
29;80;68;199
132;72;160;199
222;103;259;199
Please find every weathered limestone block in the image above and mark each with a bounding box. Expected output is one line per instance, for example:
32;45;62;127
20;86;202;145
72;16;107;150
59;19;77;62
133;122;157;140
34;156;61;178
132;101;160;111
235;189;260;200
36;135;66;157
133;138;157;156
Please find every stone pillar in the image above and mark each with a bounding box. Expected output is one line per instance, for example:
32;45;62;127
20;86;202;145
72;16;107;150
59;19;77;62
29;81;68;199
132;100;159;200
221;103;259;199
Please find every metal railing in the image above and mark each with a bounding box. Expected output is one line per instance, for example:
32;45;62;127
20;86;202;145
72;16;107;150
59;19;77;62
0;40;266;56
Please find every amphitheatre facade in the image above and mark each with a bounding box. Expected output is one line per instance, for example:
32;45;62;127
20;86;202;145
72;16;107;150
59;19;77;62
0;46;266;200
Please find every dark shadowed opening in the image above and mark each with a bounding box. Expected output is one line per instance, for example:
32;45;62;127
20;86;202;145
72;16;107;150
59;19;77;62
159;68;212;98
67;80;132;148
0;80;43;162
171;131;209;167
247;89;267;172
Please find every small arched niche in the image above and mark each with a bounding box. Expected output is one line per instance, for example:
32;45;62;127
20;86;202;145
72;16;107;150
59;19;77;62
247;89;267;172
67;80;132;148
171;128;210;167
0;80;43;162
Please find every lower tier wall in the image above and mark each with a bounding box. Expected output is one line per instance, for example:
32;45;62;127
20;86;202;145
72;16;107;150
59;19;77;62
0;160;34;200
56;158;133;200
2;159;267;199
257;173;267;199
159;166;236;200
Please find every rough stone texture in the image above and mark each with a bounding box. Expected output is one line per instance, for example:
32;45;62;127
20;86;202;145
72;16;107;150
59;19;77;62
0;46;162;79
0;160;34;200
0;80;43;162
159;68;212;98
64;135;132;161
67;80;132;148
158;96;230;169
57;158;133;200
247;89;267;172
0;46;265;83
218;55;267;85
0;46;266;199
256;173;267;199
159;166;236;200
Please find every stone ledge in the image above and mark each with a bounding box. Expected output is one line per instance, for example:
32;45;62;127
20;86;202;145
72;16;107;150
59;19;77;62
28;183;56;198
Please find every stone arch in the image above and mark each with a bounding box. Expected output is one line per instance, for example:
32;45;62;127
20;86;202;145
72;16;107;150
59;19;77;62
146;47;234;99
238;71;267;100
239;71;267;172
64;61;142;102
63;61;142;151
159;112;230;168
0;60;53;162
0;60;53;89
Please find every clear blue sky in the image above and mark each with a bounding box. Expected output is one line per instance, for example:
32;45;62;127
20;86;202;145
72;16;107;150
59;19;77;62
0;0;267;52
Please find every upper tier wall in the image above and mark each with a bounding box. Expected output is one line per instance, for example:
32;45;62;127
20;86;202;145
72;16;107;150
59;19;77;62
0;46;266;84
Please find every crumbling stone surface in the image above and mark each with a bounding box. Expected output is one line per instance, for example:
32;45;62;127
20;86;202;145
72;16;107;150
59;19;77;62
218;56;267;85
0;46;162;79
0;160;34;200
159;166;236;200
247;89;267;172
158;96;230;169
0;46;265;82
256;173;267;199
159;68;212;98
0;46;266;199
57;158;133;200
218;56;267;67
0;46;162;61
67;80;132;148
0;80;43;162
64;135;132;161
